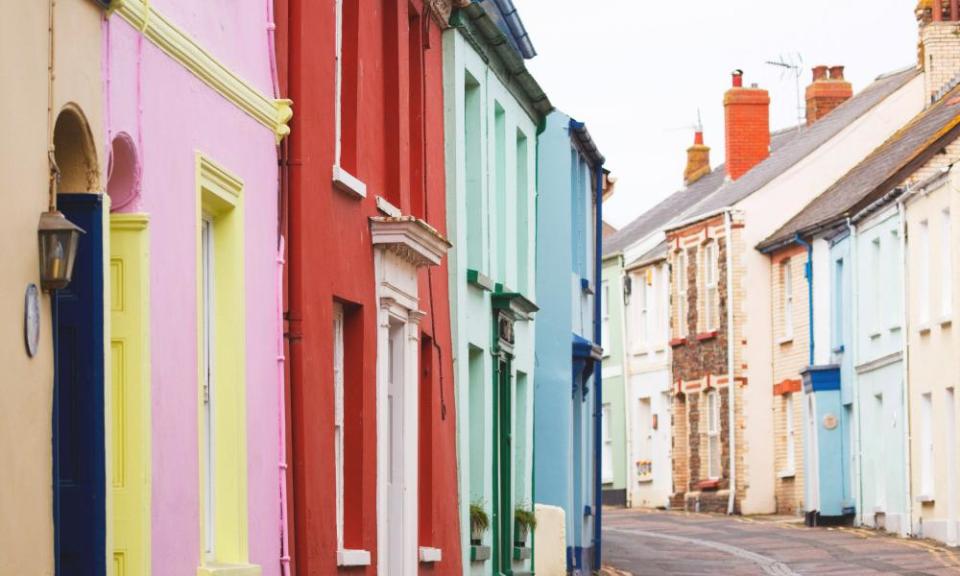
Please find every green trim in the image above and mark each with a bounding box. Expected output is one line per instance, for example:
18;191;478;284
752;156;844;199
468;268;495;291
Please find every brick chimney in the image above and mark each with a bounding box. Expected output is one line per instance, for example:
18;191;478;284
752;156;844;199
684;130;711;185
918;0;960;104
805;65;853;125
724;70;770;181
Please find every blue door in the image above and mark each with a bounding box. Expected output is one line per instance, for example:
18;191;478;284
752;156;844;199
54;193;105;576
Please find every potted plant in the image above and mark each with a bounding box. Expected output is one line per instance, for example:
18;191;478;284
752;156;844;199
469;502;489;545
514;504;537;548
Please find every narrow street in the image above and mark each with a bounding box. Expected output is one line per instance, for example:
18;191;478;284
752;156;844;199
604;508;960;575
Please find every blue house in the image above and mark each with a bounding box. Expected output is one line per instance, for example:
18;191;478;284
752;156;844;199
534;111;605;572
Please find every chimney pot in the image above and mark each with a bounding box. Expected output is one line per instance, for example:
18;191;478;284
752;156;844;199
694;130;704;146
732;70;744;88
812;65;828;82
806;64;853;125
829;65;845;80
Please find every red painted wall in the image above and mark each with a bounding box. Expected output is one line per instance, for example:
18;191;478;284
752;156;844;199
277;1;461;573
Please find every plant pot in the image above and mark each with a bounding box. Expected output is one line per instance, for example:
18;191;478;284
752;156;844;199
470;525;485;546
513;520;529;548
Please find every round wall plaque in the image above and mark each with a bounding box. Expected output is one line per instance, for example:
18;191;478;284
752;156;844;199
822;413;839;431
24;284;40;357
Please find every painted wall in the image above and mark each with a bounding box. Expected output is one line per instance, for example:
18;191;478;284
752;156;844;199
443;20;538;576
281;1;462;573
105;2;283;572
623;259;673;509
904;149;960;545
535;110;600;570
0;1;105;573
601;255;628;505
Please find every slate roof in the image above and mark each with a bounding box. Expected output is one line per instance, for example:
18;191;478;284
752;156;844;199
603;127;801;258
759;82;960;252
681;67;920;221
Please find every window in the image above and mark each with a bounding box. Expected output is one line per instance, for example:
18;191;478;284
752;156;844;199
942;209;952;318
516;131;529;293
468;347;485;505
921;392;934;496
874;393;886;508
602;403;614;483
703;242;719;332
871;237;883;335
418;335;434;545
464;74;484;273
781;259;794;339
706;391;721;479
920;220;931;325
201;217;215;560
515;373;529;502
333;0;363;196
601;281;610;353
785;393;796;473
408;3;425;218
334;304;345;552
494;103;506;281
675;249;688;338
833;258;844;349
637;270;649;345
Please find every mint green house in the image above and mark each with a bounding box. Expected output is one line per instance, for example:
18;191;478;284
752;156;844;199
442;3;551;574
601;251;629;506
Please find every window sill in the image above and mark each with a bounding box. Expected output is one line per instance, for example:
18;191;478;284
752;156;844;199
637;475;654;484
868;331;883;340
513;546;531;561
197;564;262;576
467;269;494;292
419;547;442;563
669;337;687;348
694;479;720;491
832;345;845;354
940;317;953;329
777;469;796;479
915;494;935;504
581;278;594;295
889;325;902;333
470;545;491;563
332;165;367;199
696;331;718;342
918;324;932;336
375;195;402;217
777;335;794;346
337;549;372;567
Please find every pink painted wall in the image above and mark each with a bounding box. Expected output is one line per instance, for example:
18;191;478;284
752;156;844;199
105;9;281;576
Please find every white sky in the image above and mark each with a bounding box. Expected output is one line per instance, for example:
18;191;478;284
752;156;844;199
520;0;919;228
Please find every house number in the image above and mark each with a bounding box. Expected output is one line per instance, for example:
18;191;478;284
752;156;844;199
822;413;838;431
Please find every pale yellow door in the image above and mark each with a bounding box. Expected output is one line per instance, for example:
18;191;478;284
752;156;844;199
110;214;151;576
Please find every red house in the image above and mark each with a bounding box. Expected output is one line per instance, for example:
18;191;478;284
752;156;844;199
276;0;461;573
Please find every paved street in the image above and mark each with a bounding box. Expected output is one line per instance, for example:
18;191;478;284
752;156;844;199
604;508;960;575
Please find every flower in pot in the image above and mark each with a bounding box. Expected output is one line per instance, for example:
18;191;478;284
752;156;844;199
470;503;489;546
514;505;537;548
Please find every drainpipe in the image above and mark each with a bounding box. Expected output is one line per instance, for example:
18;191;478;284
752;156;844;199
847;217;864;526
593;164;604;571
794;234;815;366
896;201;913;537
724;210;737;515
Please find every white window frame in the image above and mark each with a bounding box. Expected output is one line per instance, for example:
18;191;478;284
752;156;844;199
785;393;796;473
675;249;688;338
920;220;931;326
782;259;794;340
201;217;215;561
333;304;346;553
706;390;721;480
638;269;650;346
942;209;952;319
601;281;610;356
332;0;366;197
921;392;935;498
703;242;719;332
602;403;613;483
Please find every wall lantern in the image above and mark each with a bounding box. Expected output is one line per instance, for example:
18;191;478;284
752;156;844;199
38;210;85;291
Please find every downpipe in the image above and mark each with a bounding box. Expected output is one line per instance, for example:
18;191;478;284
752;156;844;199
848;218;864;527
896;200;913;538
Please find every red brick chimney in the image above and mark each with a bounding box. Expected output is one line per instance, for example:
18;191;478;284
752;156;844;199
684;130;711;185
724;70;770;181
805;65;853;125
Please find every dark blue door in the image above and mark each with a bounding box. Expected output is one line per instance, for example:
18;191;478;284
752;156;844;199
54;193;105;576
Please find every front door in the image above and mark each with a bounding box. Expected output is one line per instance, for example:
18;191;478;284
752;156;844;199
110;214;150;576
386;319;406;573
54;193;106;575
494;355;512;576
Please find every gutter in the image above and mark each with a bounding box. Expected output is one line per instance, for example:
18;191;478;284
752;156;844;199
664;206;734;237
724;210;738;515
488;0;537;58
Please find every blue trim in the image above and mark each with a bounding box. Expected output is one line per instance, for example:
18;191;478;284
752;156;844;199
794;234;815;366
802;365;842;392
592;162;604;571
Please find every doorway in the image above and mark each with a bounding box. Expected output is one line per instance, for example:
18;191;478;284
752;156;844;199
54;193;106;576
386;319;406;572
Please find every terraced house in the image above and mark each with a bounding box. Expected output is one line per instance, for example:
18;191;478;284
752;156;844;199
441;2;550;574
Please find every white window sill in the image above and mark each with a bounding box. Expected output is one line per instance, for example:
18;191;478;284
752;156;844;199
777;335;794;346
873;505;886;513
918;324;932;335
375;195;402;217
889;325;902;333
777;469;796;479
940;317;953;329
419;547;442;563
337;549;372;567
197;563;262;576
332;165;367;199
915;494;935;504
868;331;883;340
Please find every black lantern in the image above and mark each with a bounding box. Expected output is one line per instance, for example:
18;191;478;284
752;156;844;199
38;211;85;291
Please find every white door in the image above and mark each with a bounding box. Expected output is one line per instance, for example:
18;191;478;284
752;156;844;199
386;320;405;573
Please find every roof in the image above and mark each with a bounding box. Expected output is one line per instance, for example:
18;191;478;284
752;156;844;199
681;67;920;221
478;0;537;59
602;221;618;239
759;82;960;252
570;119;606;167
626;240;669;270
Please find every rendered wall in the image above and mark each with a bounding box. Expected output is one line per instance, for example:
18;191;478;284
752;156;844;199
601;256;628;501
0;2;104;573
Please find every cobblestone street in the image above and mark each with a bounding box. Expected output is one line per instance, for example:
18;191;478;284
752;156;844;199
604;508;960;575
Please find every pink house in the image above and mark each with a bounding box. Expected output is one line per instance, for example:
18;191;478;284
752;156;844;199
103;1;291;574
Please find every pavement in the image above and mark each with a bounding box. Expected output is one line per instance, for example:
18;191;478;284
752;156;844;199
603;508;960;575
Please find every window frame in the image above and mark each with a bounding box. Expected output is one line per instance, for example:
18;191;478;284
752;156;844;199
942;209;952;318
602;403;614;483
781;259;794;340
703;242;719;332
920;220;931;326
785;393;795;473
706;390;721;480
675;249;688;339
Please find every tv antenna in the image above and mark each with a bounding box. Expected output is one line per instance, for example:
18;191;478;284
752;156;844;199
766;53;805;130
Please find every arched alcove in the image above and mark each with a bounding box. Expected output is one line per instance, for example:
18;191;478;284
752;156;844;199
53;105;100;193
107;132;141;211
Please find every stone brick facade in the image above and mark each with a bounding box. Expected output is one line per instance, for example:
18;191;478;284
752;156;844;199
667;215;748;513
770;245;809;516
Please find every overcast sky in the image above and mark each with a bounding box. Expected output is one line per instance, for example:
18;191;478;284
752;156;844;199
520;0;920;228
